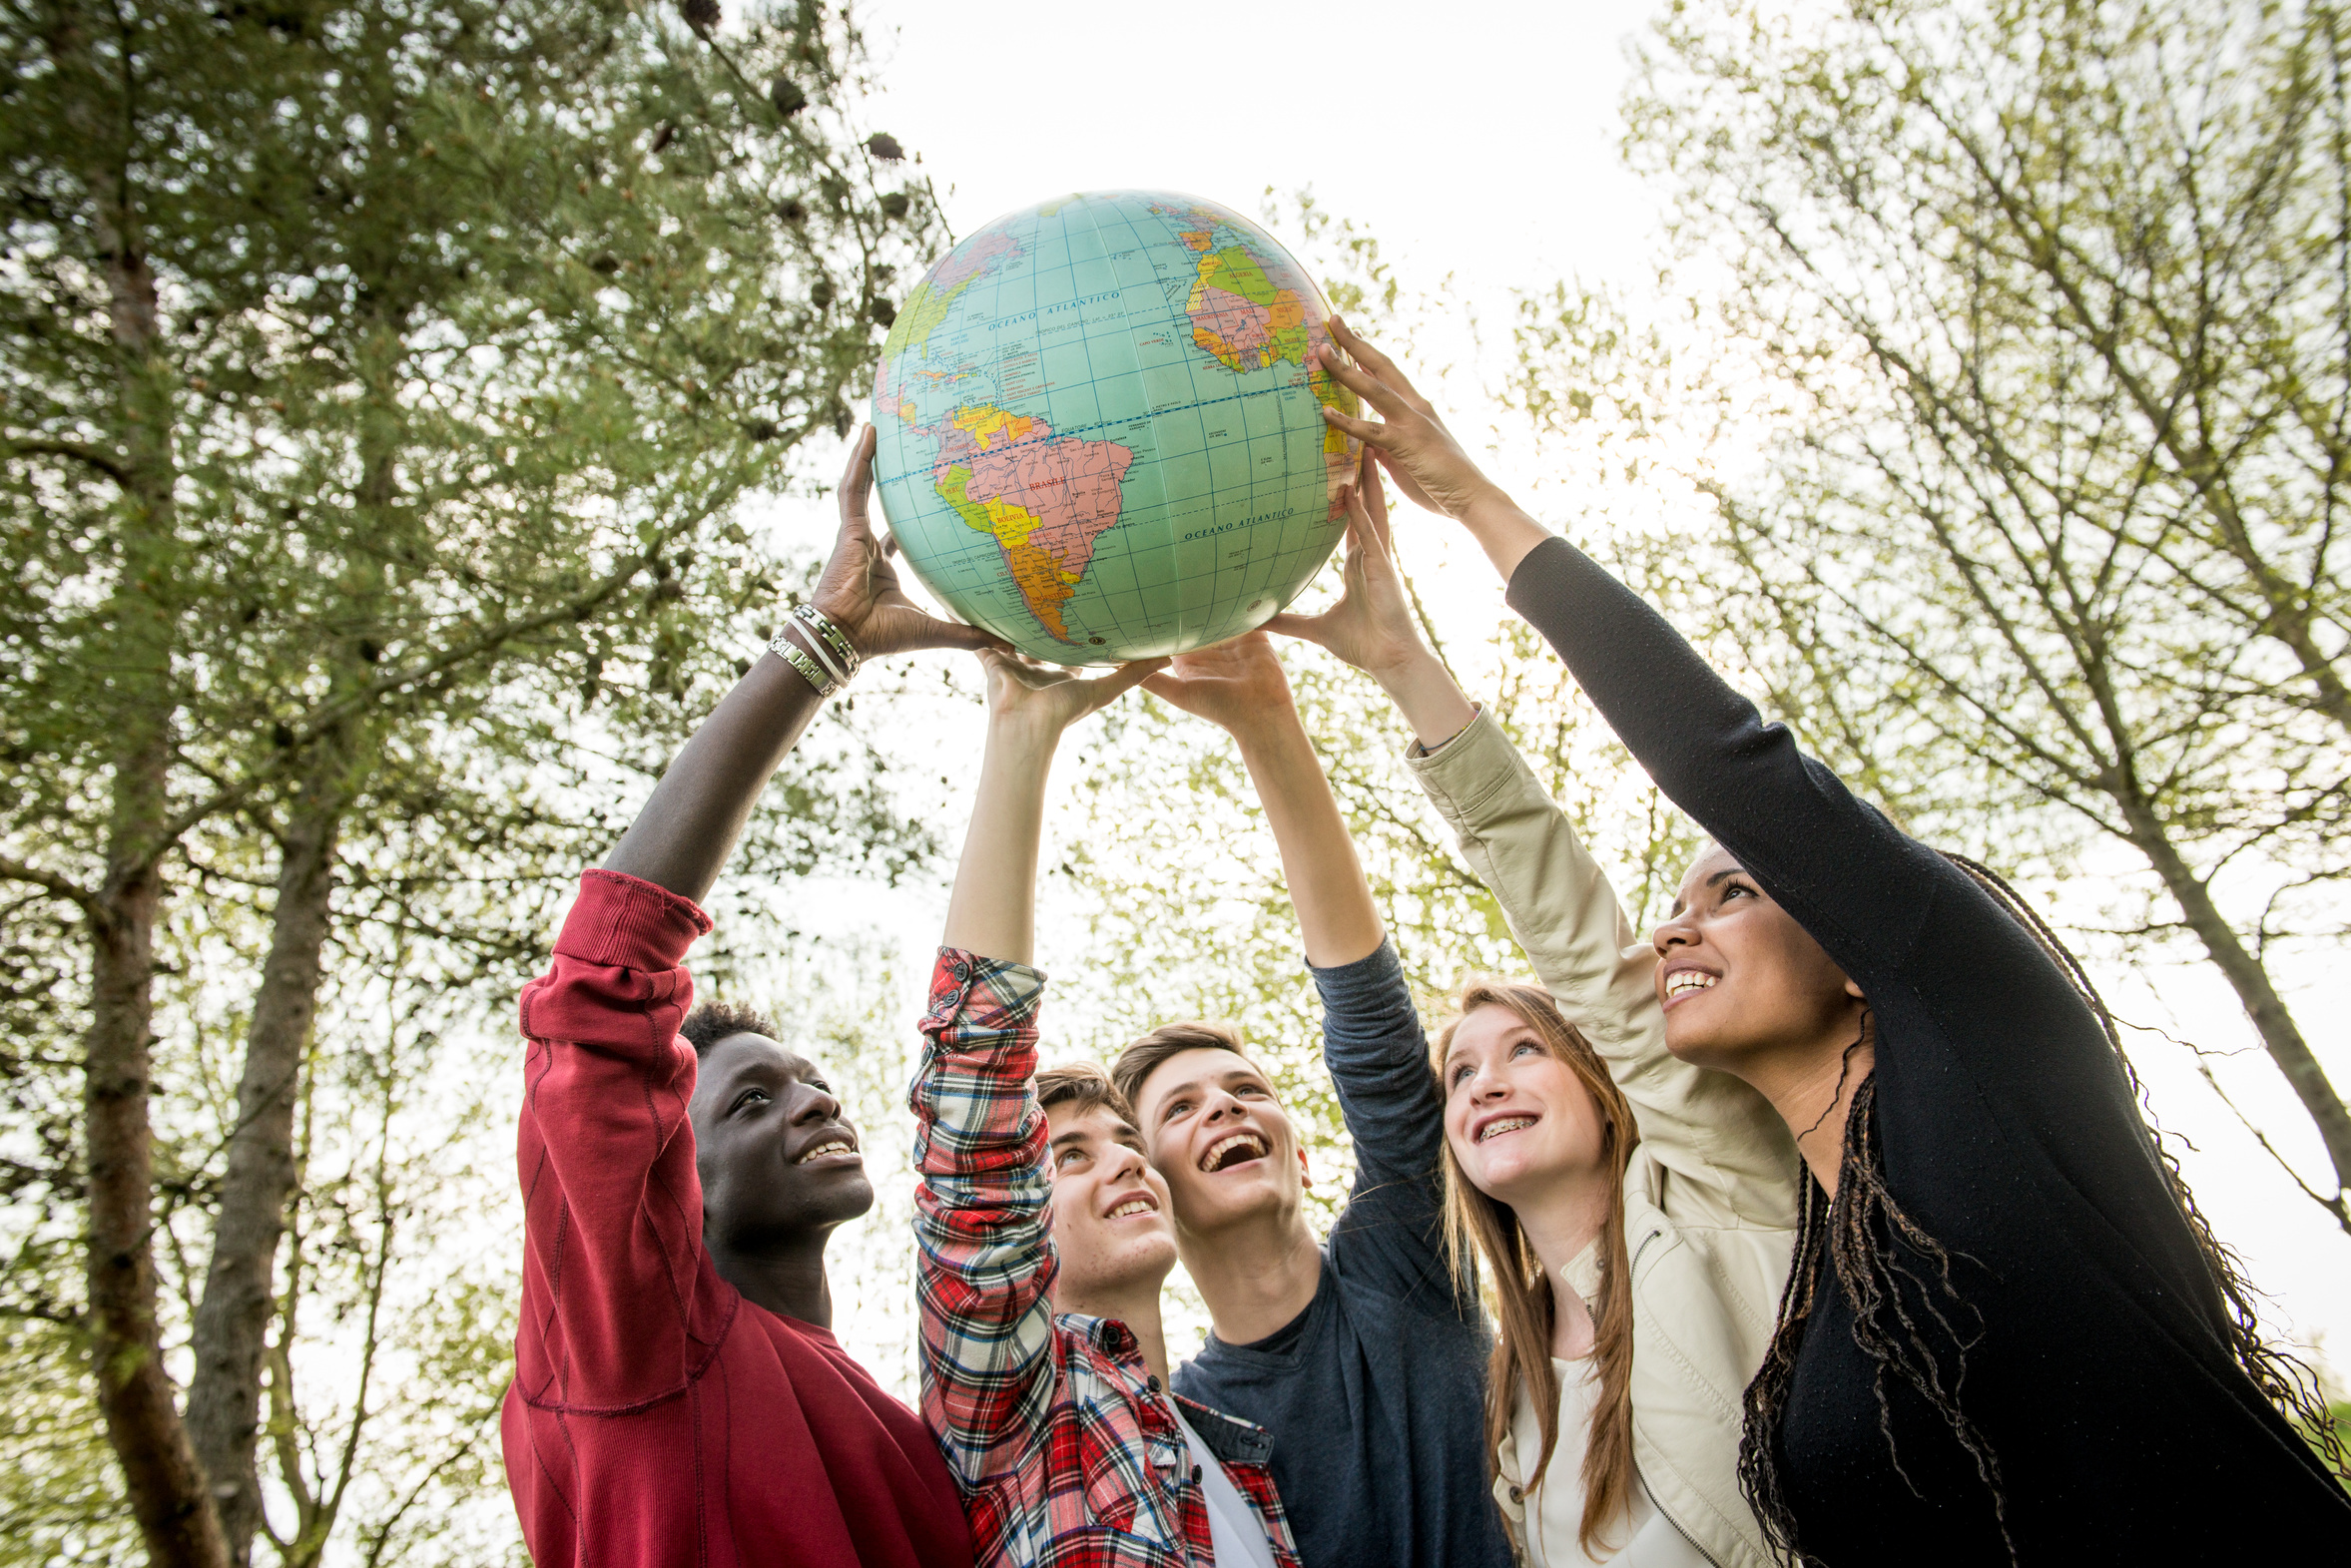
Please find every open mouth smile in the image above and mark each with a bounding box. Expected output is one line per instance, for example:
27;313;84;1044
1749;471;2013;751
794;1135;861;1166
1475;1115;1538;1144
1661;968;1719;1008
1106;1195;1160;1220
1199;1131;1268;1173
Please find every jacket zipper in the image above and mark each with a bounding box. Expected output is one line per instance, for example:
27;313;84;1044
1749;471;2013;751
1630;1226;1728;1568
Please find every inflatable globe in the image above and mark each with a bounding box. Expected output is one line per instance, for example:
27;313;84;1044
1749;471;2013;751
872;191;1360;665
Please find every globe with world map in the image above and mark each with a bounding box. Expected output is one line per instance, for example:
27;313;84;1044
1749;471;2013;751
872;191;1360;665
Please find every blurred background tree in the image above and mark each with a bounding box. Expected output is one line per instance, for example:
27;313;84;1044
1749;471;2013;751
0;1;942;1563
1508;0;2351;1232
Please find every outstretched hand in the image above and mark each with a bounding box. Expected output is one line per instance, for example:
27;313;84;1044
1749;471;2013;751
1315;318;1500;523
812;426;1003;659
1267;455;1429;679
979;648;1166;742
1140;630;1298;738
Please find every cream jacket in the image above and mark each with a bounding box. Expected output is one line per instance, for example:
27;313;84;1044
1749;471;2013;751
1407;712;1799;1568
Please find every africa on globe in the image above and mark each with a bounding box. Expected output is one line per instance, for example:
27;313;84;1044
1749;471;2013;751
871;191;1361;665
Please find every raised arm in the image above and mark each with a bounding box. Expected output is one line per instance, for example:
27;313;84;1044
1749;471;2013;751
1315;326;1940;981
911;651;1160;1486
1144;623;1463;1312
604;425;996;901
1142;630;1382;967
515;429;992;1411
1273;477;1794;1216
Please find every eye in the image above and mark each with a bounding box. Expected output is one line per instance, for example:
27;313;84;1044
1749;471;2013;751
1234;1084;1265;1098
1163;1099;1192;1121
1448;1063;1473;1089
1510;1041;1541;1059
731;1088;770;1114
1054;1145;1088;1169
1722;879;1758;903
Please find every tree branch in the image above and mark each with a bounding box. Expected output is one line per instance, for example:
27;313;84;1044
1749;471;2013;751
0;854;103;921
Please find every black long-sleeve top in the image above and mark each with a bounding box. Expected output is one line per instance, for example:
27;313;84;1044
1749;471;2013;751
1505;536;2351;1562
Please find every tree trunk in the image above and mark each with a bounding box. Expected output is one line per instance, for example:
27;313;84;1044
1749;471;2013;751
2121;798;2351;1227
63;9;231;1560
80;245;233;1568
86;752;231;1568
184;770;343;1566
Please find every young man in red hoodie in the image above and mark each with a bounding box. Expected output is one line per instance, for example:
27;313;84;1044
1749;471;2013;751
502;429;990;1568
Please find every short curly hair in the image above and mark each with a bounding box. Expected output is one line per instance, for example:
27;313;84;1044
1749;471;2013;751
679;999;781;1058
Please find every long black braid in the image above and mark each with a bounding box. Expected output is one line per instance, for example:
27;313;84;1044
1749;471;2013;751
1736;852;2348;1566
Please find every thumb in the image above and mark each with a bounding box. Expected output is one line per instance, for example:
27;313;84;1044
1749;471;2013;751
1092;657;1169;707
1263;610;1331;647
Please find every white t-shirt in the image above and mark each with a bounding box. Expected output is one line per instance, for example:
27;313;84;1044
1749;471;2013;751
1167;1399;1280;1568
1508;1357;1711;1568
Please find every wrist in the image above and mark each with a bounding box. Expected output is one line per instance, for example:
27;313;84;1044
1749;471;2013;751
1458;484;1527;534
1377;656;1477;752
985;710;1066;762
1219;694;1306;751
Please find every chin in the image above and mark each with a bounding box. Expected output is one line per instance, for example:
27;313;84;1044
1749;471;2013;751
1661;1021;1728;1068
1181;1179;1288;1231
803;1175;878;1227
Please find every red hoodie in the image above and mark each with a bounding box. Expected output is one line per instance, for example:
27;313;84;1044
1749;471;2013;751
502;868;972;1568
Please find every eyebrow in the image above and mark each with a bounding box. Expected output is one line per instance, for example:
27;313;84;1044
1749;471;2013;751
1669;867;1747;917
1153;1069;1265;1119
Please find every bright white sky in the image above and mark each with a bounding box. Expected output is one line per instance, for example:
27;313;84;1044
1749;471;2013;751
764;0;2351;1381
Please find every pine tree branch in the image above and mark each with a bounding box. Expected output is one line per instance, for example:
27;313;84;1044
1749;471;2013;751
5;436;133;486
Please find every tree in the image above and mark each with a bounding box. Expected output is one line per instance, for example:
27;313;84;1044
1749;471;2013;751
0;1;941;1561
1566;0;2351;1227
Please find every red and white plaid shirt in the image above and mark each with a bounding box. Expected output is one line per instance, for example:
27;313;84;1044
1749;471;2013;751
909;948;1303;1568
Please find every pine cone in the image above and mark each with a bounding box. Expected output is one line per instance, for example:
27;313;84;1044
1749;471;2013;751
865;133;904;162
871;297;897;327
879;192;910;221
770;77;808;117
680;0;721;33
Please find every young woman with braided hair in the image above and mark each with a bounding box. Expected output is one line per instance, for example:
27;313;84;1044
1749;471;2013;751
1306;322;2351;1563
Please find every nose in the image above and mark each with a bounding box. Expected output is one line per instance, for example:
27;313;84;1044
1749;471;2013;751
790;1080;843;1125
1654;909;1698;956
1462;1059;1509;1103
1200;1086;1243;1124
1105;1141;1149;1184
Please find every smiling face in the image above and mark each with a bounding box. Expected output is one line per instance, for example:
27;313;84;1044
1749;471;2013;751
1045;1102;1179;1302
689;1033;874;1249
1128;1047;1307;1242
1651;844;1867;1074
1441;1002;1611;1209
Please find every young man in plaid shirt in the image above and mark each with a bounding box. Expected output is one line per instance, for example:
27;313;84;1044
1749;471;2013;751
910;645;1301;1568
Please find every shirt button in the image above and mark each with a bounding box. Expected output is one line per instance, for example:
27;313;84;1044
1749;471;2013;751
1191;1465;1204;1484
1146;1374;1160;1393
1508;1485;1523;1503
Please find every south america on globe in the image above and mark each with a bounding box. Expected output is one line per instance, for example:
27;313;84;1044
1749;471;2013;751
872;192;1361;664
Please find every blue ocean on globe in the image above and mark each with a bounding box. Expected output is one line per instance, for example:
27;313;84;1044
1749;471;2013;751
871;191;1360;664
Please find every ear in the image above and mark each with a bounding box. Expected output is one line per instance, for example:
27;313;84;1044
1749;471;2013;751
1843;976;1867;1000
1297;1143;1312;1190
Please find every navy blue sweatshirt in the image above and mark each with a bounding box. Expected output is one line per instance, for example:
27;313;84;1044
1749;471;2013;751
1172;938;1513;1568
